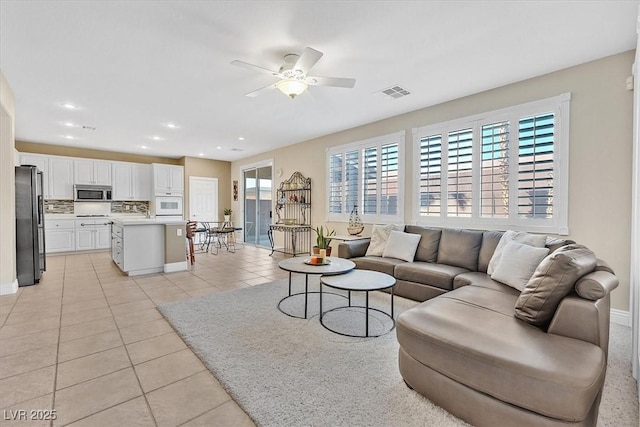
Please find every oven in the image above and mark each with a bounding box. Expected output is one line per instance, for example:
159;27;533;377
155;196;183;217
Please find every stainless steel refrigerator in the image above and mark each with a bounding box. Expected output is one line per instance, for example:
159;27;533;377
15;165;46;286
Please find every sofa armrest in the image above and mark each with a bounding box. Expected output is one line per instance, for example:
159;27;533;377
338;239;371;259
547;293;611;356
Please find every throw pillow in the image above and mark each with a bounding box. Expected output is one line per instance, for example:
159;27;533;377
514;244;597;327
487;230;547;275
382;231;422;262
490;241;549;291
365;224;404;257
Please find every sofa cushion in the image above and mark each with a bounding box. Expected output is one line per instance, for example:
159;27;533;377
395;262;468;291
405;226;442;263
397;286;606;422
351;256;405;276
477;230;503;273
453;272;520;296
382;231;421;262
490;241;549;291
436;228;483;271
487;230;547;275
515;244;597;327
365;224;404;257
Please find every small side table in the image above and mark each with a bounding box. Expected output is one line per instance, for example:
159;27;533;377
320;270;396;338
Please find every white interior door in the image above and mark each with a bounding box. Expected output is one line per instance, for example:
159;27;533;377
189;177;218;222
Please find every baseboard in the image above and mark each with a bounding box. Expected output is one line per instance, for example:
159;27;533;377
164;261;187;273
610;309;631;327
0;279;18;296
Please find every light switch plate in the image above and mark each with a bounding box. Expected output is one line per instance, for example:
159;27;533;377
177;229;182;236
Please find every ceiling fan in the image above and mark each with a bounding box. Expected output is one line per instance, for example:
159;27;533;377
231;47;356;99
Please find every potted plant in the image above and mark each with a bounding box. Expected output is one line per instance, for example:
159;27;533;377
313;225;336;256
223;208;232;222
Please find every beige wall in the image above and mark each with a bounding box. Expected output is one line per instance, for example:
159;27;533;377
16;141;180;165
232;50;635;312
0;71;17;294
181;156;231;220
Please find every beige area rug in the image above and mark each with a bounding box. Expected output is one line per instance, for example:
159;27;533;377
158;278;638;426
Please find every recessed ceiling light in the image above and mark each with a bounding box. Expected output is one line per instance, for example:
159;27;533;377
141;145;148;149
198;153;204;157
60;102;80;110
238;137;245;141
61;121;78;127
151;136;164;141
216;146;222;150
164;122;179;129
62;135;76;140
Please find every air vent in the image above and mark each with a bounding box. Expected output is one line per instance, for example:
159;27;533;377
376;85;411;99
230;148;244;152
81;125;96;131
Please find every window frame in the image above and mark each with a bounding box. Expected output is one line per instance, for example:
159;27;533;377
412;93;570;235
327;131;405;224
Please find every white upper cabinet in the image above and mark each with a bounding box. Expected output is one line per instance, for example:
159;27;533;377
112;162;151;201
112;162;133;200
152;164;184;194
19;154;49;197
75;159;112;185
20;153;74;200
132;163;151;200
48;157;74;199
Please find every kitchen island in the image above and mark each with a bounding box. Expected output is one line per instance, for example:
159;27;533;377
110;217;187;276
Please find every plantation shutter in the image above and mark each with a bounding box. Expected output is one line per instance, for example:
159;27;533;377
418;135;442;217
362;147;378;215
328;153;343;214
380;143;399;215
447;128;473;217
518;113;554;219
480;121;510;218
344;150;359;215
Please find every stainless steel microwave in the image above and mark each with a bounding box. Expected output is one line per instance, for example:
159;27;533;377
74;185;112;202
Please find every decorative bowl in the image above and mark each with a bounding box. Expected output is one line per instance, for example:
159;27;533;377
283;218;297;225
347;226;364;235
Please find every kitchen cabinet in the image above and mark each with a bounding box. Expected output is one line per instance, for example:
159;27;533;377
110;220;165;275
20;154;74;200
132;163;151;200
45;219;75;253
75;219;111;251
152;164;184;194
112;162;151;201
48;157;74;199
75;159;112;185
19;154;49;198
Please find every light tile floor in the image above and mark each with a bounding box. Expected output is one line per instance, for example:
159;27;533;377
0;245;291;426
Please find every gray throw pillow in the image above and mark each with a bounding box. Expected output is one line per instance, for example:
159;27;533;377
515;244;597;327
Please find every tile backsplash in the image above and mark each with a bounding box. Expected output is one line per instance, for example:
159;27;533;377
111;201;149;214
43;200;150;215
44;200;74;214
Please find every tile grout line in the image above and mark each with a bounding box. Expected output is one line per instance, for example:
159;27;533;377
95;256;159;427
50;254;68;427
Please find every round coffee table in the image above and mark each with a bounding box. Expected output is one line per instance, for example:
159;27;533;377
277;257;356;319
319;270;396;337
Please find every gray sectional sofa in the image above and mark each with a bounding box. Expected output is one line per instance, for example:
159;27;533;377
337;226;619;426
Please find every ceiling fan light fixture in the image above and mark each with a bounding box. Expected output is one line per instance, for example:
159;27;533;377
276;79;307;99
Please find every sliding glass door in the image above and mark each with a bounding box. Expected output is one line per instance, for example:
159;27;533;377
243;165;272;247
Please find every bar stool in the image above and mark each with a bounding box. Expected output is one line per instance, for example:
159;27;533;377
186;221;197;265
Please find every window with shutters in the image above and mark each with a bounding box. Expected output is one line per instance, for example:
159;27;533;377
327;131;404;223
413;93;570;234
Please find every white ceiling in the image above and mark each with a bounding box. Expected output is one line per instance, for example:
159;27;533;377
1;1;637;162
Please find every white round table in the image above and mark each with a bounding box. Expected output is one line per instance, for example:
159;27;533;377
319;269;396;337
277;257;355;319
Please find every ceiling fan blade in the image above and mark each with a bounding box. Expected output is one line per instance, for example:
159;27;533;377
245;82;278;98
306;76;356;88
294;47;323;73
231;60;280;77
